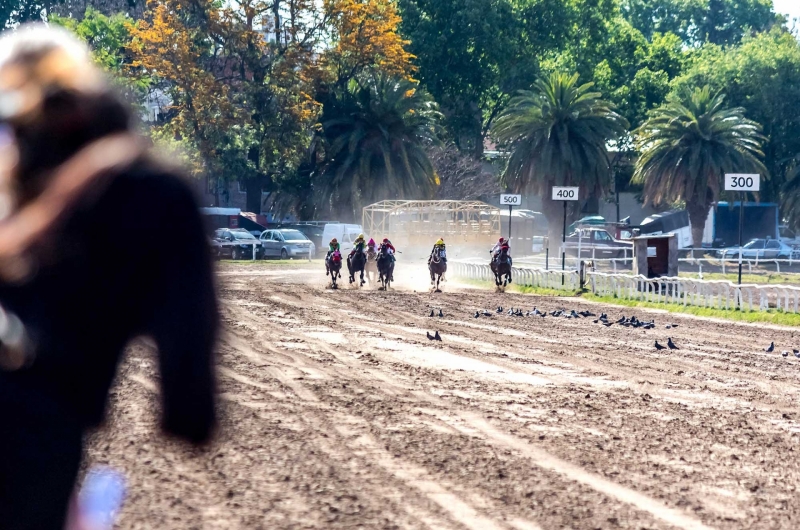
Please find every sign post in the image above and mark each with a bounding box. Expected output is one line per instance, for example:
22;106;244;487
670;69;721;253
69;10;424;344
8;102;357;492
552;187;580;285
500;194;522;243
724;174;760;286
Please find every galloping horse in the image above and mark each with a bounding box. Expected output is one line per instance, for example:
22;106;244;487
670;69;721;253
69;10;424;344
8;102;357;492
490;247;512;289
347;248;367;286
327;250;343;288
428;247;447;292
376;243;394;291
365;246;378;285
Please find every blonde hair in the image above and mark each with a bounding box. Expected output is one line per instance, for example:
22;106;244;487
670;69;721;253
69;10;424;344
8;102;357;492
0;24;103;124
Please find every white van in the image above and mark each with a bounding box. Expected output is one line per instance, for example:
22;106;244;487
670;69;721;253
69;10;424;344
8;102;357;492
322;223;364;253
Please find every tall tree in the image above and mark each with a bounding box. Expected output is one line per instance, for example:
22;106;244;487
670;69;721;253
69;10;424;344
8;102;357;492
671;28;800;202
491;72;628;250
620;0;781;46
633;87;767;247
398;0;574;156
314;74;441;219
128;0;323;211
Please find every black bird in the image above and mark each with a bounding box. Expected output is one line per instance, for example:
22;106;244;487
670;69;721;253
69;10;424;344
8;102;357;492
603;321;613;327
765;342;775;353
667;338;679;350
782;350;789;358
429;310;435;317
592;319;599;324
426;332;435;340
668;324;678;328
655;341;666;350
434;331;442;341
570;310;581;319
599;313;608;320
496;306;503;314
482;310;492;317
438;309;444;318
474;311;480;318
794;350;800;359
616;316;626;324
580;310;595;318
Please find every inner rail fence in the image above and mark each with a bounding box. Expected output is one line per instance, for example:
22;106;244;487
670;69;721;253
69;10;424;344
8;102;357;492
450;261;800;313
510;246;800;278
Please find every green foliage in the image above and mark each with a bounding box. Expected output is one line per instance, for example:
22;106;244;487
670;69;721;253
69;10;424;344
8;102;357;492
671;28;800;202
50;8;149;100
633;86;766;243
315;74;442;219
621;0;780;46
493;72;628;198
398;0;574;153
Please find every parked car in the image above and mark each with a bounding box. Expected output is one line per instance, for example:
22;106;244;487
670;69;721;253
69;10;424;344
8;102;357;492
212;228;264;260
280;223;325;256
564;228;633;259
715;238;800;260
259;229;315;259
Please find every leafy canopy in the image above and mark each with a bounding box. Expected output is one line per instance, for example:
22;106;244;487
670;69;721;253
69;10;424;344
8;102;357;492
492;72;629;199
633;86;766;209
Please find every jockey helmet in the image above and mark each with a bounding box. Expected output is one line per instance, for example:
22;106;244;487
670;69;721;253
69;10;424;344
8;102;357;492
436;238;444;245
358;233;364;239
383;238;389;243
499;237;505;242
368;238;375;246
331;238;337;243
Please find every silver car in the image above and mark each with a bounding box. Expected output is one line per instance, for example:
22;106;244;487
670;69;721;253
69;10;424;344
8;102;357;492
259;229;316;259
716;238;800;260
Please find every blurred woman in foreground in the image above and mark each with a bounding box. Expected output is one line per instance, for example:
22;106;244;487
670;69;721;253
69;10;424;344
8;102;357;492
0;26;219;529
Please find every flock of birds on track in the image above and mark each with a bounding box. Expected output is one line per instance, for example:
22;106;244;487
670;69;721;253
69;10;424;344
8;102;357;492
423;305;799;357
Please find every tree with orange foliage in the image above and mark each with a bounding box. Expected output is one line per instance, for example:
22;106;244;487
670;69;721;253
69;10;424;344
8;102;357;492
322;0;416;86
128;0;327;210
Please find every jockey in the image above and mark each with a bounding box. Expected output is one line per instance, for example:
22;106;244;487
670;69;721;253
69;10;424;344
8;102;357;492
349;233;366;258
367;238;376;252
382;238;396;258
326;238;340;260
428;238;447;263
491;237;511;265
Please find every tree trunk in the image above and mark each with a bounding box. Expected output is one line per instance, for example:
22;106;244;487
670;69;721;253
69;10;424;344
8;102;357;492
686;200;710;249
245;178;263;214
541;197;565;257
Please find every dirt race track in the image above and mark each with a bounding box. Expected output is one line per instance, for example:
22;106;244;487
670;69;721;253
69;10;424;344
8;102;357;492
86;263;800;529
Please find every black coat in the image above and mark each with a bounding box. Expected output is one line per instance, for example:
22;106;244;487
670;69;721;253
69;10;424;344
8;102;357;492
0;156;218;528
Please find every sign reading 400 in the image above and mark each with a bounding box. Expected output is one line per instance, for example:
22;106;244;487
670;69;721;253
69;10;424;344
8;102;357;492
551;186;580;201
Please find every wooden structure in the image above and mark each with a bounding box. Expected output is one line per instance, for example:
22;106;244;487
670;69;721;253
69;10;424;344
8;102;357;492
362;200;501;251
633;234;678;278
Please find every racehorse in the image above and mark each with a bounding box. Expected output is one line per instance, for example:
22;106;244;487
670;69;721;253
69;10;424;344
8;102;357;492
347;248;367;286
428;247;447;292
365;247;378;285
490;247;512;289
376;243;394;291
327;250;343;289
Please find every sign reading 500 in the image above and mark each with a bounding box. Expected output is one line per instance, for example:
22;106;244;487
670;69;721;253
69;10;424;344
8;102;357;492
500;194;521;206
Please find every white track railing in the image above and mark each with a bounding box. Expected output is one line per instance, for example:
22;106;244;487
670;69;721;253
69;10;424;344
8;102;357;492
451;260;800;312
450;261;580;291
588;271;800;313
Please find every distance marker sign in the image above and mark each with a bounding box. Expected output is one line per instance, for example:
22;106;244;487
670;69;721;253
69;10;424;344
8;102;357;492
500;194;522;206
725;174;760;192
552;186;579;201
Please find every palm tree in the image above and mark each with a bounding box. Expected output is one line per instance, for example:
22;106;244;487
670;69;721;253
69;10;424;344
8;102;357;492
633;86;767;248
492;72;628;250
780;157;800;231
315;74;441;219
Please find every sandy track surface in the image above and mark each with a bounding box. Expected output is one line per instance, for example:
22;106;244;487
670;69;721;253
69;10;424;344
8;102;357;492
86;265;800;529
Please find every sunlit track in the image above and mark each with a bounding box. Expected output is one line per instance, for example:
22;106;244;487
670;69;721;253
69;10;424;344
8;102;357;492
84;264;800;529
